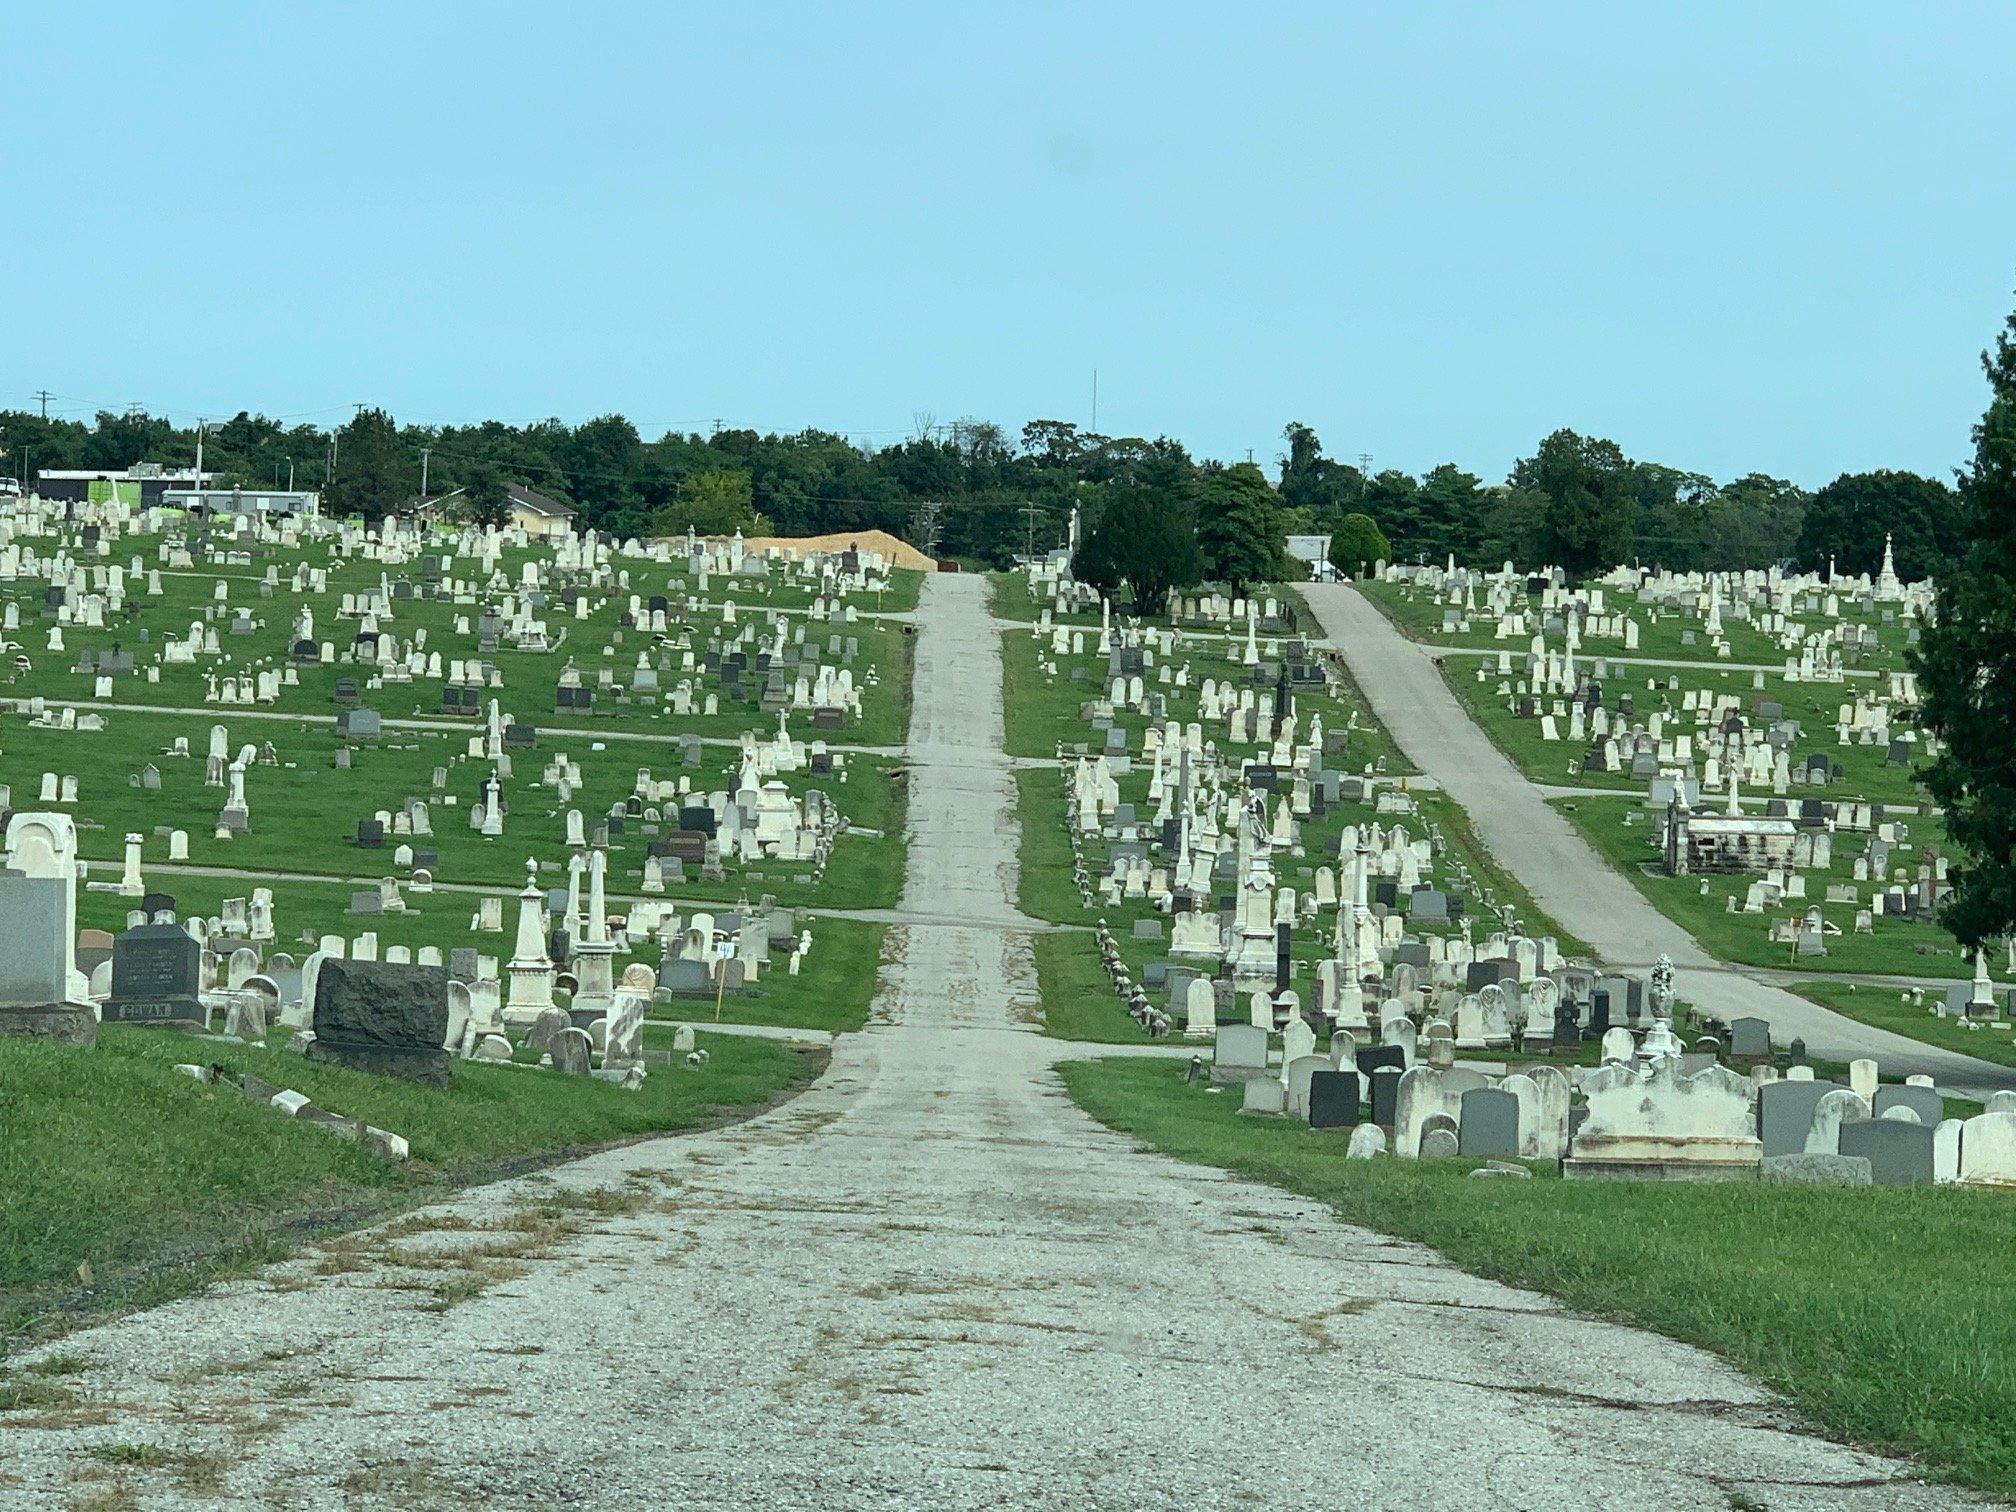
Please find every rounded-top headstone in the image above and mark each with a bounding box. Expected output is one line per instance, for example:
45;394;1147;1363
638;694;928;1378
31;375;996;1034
1420;1127;1460;1160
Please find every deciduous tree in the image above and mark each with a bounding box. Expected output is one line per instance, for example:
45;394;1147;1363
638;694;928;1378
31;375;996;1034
1794;469;1965;580
460;461;511;531
327;408;416;520
1329;513;1390;578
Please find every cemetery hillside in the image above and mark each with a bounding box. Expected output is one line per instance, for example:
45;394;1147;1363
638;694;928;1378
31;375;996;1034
8;307;2016;1502
7;13;2016;1492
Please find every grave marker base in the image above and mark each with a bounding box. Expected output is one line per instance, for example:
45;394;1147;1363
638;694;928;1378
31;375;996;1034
0;1003;98;1047
305;1040;452;1087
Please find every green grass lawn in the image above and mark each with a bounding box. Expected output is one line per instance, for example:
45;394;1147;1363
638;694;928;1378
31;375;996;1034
1439;653;1933;809
1357;577;1917;673
1062;1055;2016;1500
1555;795;1972;980
0;1026;824;1347
1013;769;1090;924
8;548;918;747
1;707;908;913
1364;582;1931;805
1794;978;2016;1070
1030;929;1178;1044
649;917;888;1034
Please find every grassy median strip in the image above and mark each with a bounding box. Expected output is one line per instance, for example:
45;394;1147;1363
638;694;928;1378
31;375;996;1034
1552;794;1972;980
1061;1054;2016;1499
1031;930;1154;1044
0;1028;824;1346
1792;978;2016;1071
1014;768;1090;924
654;918;887;1035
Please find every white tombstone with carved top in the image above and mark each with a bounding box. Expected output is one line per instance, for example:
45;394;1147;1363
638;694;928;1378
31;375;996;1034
1564;1060;1761;1181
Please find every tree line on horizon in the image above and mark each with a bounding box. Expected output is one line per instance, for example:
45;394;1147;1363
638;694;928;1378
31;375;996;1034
0;403;1965;581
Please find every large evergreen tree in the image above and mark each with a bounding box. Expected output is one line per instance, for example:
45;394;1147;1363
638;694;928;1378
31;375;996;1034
1915;295;2016;948
1071;490;1203;616
1196;462;1286;590
327;409;417;520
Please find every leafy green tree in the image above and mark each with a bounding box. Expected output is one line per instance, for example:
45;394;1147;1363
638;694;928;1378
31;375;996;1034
1914;297;2016;947
460;462;512;531
1476;486;1545;569
1276;420;1367;518
1070;507;1124;602
1329;513;1391;577
1021;419;1088;467
1512;429;1635;574
328;409;416;520
1794;469;1966;580
1196;462;1286;590
654;469;759;537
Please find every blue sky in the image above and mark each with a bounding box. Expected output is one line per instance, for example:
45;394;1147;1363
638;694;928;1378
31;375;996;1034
5;1;2013;486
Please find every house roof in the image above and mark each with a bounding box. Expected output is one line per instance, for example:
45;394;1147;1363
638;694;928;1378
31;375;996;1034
412;481;574;518
505;481;572;518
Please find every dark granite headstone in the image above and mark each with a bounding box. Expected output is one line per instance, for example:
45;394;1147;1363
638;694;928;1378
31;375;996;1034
1457;1087;1520;1158
1872;1084;1945;1128
1368;1066;1403;1126
1838;1119;1935;1187
1355;1044;1407;1079
1308;1070;1361;1129
1729;1016;1772;1060
305;958;450;1085
1552;999;1581;1052
103;923;204;1027
1589;988;1612;1036
659;958;712;996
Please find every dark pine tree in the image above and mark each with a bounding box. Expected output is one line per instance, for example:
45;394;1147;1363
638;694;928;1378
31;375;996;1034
1915;293;2016;947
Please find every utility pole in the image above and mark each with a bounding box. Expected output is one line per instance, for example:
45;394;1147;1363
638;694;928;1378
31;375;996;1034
286;456;294;491
419;446;431;499
1358;453;1372;500
194;419;204;490
912;499;942;562
33;390;51;420
1020;501;1044;564
1091;370;1098;433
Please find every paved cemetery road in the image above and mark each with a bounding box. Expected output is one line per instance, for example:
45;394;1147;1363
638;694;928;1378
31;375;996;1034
1299;583;2016;1098
0;577;1980;1510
